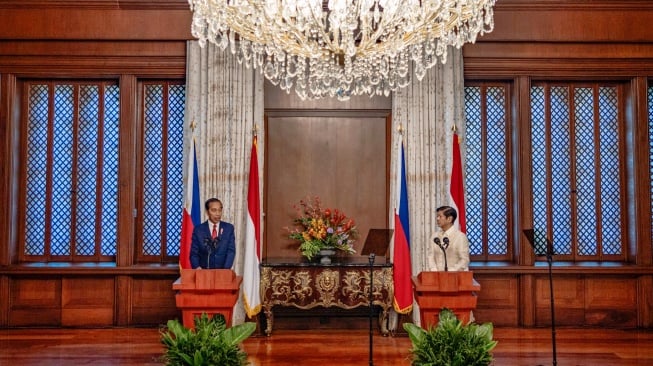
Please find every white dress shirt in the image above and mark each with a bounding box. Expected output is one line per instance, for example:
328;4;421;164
427;226;470;272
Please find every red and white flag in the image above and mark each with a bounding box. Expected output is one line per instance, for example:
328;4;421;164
450;133;467;233
180;138;201;269
243;136;262;318
393;140;413;314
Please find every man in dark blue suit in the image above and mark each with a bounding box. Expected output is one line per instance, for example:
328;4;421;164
190;198;236;269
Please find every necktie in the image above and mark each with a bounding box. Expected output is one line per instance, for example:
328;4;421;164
212;224;217;239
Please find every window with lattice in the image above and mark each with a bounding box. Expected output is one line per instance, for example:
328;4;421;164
136;81;186;263
531;82;624;261
22;82;119;261
464;83;512;261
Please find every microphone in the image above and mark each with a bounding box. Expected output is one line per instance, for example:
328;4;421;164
433;236;449;272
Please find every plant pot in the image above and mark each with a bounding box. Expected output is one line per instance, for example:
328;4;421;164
318;248;337;264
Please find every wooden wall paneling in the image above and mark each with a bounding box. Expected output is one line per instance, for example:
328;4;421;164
535;275;584;327
632;77;652;266
484;1;653;43
130;276;178;326
264;111;390;259
115;275;132;326
0;73;19;267
0;275;8;326
0;8;192;40
519;274;535;326
463;43;653;79
0;73;7;268
639;275;653;327
584;277;637;327
516;76;534;266
474;274;519;326
9;277;61;326
0;41;186;78
61;277;115;326
117;74;137;267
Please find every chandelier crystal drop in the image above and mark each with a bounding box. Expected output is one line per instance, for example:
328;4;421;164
188;0;496;101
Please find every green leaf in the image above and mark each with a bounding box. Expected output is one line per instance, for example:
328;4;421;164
222;322;257;346
160;313;255;366
403;322;426;345
404;309;497;366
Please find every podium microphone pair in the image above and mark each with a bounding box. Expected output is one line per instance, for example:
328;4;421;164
433;237;449;272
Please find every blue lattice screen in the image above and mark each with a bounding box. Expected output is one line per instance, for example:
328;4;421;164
464;85;509;257
25;83;119;258
530;84;621;258
142;83;185;257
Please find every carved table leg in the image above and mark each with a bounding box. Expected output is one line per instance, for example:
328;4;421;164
264;306;274;336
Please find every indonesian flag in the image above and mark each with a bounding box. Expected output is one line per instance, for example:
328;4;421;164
243;136;262;318
180;138;201;269
450;133;467;233
392;140;413;314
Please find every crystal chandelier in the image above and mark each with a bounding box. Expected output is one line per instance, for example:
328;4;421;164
188;0;496;101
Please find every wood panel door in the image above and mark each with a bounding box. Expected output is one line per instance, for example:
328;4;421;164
264;111;390;260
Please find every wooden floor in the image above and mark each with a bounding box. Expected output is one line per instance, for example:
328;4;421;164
1;326;653;365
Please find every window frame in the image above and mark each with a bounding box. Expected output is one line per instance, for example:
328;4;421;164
464;81;514;262
134;80;186;264
529;81;629;262
18;79;119;263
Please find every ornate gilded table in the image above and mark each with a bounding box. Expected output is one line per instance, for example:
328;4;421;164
260;257;394;336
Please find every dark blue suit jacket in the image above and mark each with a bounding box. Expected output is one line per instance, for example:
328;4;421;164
190;220;236;269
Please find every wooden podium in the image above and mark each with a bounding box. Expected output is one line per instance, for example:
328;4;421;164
412;271;480;326
173;269;242;329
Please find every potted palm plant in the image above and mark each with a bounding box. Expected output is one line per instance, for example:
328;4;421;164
160;313;256;366
403;309;498;366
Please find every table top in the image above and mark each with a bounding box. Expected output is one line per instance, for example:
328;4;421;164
261;256;391;267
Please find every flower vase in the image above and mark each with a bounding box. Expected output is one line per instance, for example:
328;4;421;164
318;248;337;265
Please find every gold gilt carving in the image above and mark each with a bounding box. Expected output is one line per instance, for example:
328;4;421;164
261;264;395;336
316;269;339;306
291;271;313;302
341;270;364;302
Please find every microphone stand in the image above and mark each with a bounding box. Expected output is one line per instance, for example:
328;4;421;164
204;237;218;269
433;237;449;272
545;238;557;366
368;253;375;366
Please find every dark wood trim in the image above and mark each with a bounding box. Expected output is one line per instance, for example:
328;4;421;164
515;76;533;266
0;9;192;40
117;75;137;266
471;262;653;275
114;275;132;326
633;77;653;266
0;263;179;276
640;276;653;327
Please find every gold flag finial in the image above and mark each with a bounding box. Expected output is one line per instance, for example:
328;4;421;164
451;124;457;133
189;120;197;131
397;124;404;135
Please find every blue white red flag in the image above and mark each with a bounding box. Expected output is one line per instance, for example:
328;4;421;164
180;138;201;269
393;140;413;314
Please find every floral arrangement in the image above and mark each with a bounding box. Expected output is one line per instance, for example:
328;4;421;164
287;196;359;260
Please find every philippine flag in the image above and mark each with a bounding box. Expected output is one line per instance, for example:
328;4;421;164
180;138;201;269
393;140;413;314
